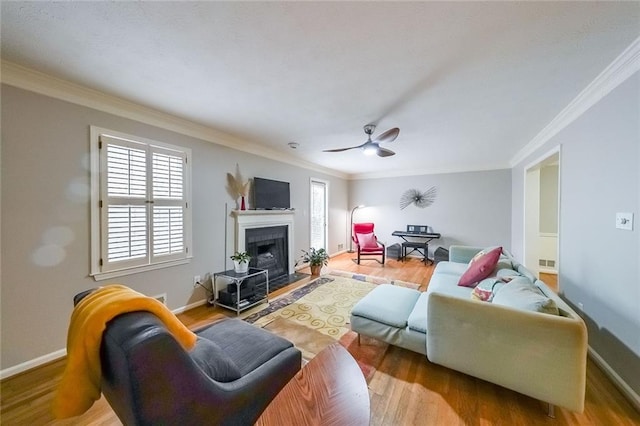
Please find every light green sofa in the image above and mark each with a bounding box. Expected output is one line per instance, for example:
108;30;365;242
350;245;588;413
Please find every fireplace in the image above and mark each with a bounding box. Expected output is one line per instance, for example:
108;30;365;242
245;226;288;282
232;210;296;290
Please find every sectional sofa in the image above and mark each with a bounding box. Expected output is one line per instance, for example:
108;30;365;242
350;245;588;413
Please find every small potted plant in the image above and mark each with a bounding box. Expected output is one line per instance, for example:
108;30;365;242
230;251;251;274
297;247;329;276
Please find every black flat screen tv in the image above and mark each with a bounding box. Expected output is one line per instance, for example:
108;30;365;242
253;177;291;210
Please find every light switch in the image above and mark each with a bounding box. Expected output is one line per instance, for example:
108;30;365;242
616;212;634;230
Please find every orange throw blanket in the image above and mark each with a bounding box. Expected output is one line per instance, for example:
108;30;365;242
52;284;197;419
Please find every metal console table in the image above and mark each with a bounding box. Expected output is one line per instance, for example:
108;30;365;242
213;268;269;315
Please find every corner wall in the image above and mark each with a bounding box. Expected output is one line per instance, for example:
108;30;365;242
511;72;640;398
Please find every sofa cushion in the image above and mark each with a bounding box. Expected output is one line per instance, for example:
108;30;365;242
351;284;420;328
516;264;537;283
496;268;522;280
428;272;473;298
190;337;242;382
458;246;502;287
494;258;515;272
433;261;469;276
407;292;429;333
197;318;294;377
492;277;559;315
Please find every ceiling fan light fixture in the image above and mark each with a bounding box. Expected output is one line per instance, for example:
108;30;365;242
363;145;378;156
323;124;399;156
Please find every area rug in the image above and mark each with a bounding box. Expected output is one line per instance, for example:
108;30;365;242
243;271;419;381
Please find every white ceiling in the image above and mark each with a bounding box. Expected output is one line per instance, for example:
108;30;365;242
2;2;639;178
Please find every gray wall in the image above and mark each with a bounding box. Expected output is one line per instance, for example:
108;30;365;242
349;169;512;255
511;72;640;395
0;85;348;370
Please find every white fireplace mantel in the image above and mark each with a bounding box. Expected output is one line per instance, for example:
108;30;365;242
231;210;296;275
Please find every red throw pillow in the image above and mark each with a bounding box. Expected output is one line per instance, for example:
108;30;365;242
458;247;502;287
356;232;379;249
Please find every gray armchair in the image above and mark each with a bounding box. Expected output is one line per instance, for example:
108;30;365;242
74;292;301;425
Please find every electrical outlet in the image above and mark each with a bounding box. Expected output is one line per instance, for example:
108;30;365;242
338;243;344;250
193;275;201;287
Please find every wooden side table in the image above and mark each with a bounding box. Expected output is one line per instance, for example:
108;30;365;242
256;343;370;426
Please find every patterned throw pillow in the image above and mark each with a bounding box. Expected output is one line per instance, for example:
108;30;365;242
470;277;505;302
458;246;503;287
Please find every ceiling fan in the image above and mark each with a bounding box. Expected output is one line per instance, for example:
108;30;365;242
323;124;400;157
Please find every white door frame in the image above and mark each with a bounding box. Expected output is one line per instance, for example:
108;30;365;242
523;146;561;284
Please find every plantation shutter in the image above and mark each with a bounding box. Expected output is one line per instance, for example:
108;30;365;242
100;135;187;273
151;147;186;262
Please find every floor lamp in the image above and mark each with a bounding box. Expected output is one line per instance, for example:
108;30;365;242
348;205;365;253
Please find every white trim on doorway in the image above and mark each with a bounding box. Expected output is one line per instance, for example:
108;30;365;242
523;146;562;283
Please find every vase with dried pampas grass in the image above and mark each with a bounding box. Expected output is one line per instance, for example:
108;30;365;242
226;165;251;210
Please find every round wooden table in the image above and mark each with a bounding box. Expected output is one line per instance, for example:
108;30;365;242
256;342;370;425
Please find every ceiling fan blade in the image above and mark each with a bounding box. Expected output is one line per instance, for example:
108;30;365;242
373;127;400;144
322;145;362;153
377;147;395;157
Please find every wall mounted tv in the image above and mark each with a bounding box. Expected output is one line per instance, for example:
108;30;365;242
253;177;291;210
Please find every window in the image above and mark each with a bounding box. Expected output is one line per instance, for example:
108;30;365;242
309;178;328;251
90;127;192;280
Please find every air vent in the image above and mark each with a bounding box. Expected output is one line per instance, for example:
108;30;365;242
538;259;556;269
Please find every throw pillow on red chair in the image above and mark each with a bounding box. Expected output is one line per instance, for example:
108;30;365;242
356;232;379;249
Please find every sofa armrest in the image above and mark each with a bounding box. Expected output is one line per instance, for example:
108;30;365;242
426;292;587;412
448;246;484;264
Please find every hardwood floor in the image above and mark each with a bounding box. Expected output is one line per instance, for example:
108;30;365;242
1;254;638;425
539;272;558;292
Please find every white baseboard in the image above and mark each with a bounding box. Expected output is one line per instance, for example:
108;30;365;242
172;298;207;314
588;346;640;413
0;299;208;380
330;249;347;257
0;348;67;380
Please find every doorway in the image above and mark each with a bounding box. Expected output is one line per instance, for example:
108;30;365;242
524;149;560;291
310;178;328;251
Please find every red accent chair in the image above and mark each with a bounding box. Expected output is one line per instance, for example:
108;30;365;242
352;222;385;265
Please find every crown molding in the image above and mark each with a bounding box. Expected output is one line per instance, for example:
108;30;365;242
349;162;511;180
0;61;348;179
510;36;640;168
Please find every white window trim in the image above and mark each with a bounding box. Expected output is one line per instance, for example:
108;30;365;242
90;126;193;281
309;177;329;251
